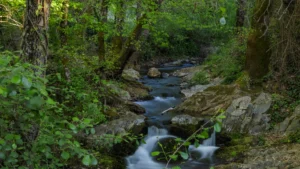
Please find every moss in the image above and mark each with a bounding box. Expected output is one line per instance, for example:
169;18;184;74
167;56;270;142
235;71;250;90
98;155;126;169
216;134;253;161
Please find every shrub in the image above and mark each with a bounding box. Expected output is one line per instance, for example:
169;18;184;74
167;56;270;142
190;71;209;85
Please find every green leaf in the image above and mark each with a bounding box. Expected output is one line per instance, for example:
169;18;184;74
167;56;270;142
197;130;209;139
12;144;17;149
90;128;95;135
179;151;189;160
217;114;226;119
72;117;80;122
27;96;44;110
82;155;91;166
22;76;32;88
183;141;191;146
46;98;56;105
214;122;222;132
0;152;5;159
91;156;98;165
61;151;70;160
11;75;21;84
151;151;160;156
172;166;181;169
68;123;76;130
169;154;178;161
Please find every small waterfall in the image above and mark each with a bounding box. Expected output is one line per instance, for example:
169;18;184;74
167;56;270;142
126;127;218;169
188;130;219;160
126;126;173;169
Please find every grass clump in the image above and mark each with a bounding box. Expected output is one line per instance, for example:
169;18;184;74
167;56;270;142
190;71;209;85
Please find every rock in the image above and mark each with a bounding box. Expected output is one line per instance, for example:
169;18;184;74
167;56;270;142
181;78;223;98
170;114;204;138
223;93;272;134
107;83;131;101
275;105;300;133
172;66;202;81
122;68;141;80
125;102;146;114
121;78;152;101
147;67;161;78
173;85;241;118
162;72;169;78
93;111;146;136
216;144;300;169
171;114;203;126
163;60;183;67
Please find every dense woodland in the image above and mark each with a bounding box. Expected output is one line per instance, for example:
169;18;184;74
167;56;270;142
0;0;300;168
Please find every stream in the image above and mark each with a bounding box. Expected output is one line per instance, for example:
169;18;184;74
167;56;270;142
126;64;219;169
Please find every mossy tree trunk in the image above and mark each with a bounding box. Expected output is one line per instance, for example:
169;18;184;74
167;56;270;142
59;0;71;82
112;0;125;55
98;0;108;63
116;0;164;76
245;0;272;81
22;0;51;73
236;0;247;28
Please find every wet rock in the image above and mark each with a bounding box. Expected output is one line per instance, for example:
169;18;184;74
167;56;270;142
121;78;152;101
181;78;223;98
171;114;202;126
93;111;146;136
147;67;161;78
125;102;146;114
223;93;272;134
174;85;241;118
216;144;300;169
275;105;300;133
122;68;141;80
162;72;169;78
170;114;205;138
107;83;131;101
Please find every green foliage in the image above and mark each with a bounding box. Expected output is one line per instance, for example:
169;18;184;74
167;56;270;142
190;71;209;85
204;35;247;84
287;130;300;143
0;52;100;168
268;94;298;127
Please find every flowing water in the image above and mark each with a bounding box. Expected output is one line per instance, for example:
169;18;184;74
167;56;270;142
126;64;219;169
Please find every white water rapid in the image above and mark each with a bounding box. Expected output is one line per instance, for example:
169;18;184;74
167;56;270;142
126;126;219;169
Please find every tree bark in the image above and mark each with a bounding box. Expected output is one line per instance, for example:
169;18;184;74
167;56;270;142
236;0;247;28
22;0;51;72
112;0;125;55
245;0;272;80
98;0;108;63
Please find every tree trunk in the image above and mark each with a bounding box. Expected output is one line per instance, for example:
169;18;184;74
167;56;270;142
22;0;51;72
59;0;71;82
245;0;272;80
112;1;125;55
116;0;164;76
98;0;108;63
236;0;247;28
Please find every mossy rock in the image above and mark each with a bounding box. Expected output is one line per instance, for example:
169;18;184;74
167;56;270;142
98;155;126;169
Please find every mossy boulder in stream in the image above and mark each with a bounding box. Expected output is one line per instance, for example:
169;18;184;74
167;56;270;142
173;85;241;118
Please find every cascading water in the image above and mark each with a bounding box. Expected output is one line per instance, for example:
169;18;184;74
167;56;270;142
126;64;219;169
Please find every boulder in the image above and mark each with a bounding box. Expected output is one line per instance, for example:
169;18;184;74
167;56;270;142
170;114;205;138
147;67;161;78
162;72;169;78
121;78;152;101
173;85;241;118
223;93;272;134
122;68;141;80
93;111;146;136
275;105;300;133
181;78;223;98
125;102;146;114
107;83;131;101
216;144;300;169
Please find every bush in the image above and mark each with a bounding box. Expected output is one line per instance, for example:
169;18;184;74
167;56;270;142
0;52;99;168
190;71;209;85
